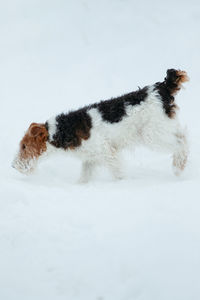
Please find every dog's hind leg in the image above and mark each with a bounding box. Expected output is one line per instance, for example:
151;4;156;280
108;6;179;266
143;121;188;176
172;130;188;176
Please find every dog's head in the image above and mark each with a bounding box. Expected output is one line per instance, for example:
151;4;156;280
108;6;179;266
12;123;48;174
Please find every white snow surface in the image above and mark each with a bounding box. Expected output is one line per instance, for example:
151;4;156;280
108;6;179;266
0;0;200;299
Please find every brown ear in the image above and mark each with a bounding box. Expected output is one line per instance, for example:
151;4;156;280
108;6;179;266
28;123;46;137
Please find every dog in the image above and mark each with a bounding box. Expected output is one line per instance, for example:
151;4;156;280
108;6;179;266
12;69;189;182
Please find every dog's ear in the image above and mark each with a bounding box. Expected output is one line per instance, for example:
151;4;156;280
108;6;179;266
28;123;47;138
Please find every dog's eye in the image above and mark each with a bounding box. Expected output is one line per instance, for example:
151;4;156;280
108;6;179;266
22;144;26;150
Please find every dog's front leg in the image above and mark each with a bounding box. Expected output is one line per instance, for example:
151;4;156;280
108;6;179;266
78;161;96;184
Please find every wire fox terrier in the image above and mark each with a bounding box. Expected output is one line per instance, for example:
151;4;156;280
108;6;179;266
12;69;189;182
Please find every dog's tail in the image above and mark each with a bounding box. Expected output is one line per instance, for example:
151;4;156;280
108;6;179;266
155;69;189;118
164;69;189;96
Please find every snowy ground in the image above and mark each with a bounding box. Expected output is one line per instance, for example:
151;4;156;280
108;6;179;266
0;0;200;299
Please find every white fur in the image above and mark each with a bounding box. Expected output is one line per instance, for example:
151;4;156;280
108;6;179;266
12;154;37;174
48;116;57;142
71;87;188;182
13;86;188;180
12;142;57;174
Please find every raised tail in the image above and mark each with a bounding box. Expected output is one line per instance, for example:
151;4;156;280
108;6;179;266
164;69;189;96
155;69;189;118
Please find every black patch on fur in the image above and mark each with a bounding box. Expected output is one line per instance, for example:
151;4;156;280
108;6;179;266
49;109;92;149
89;87;148;123
45;122;49;132
98;100;126;123
154;82;175;117
47;86;148;149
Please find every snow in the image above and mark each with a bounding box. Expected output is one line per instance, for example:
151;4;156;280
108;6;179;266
0;0;200;299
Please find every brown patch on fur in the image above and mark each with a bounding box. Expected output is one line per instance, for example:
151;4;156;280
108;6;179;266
168;70;188;118
76;128;90;141
19;123;48;160
171;70;189;95
68;128;90;150
168;103;179;119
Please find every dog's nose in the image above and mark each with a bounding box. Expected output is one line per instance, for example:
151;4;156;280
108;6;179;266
12;163;16;169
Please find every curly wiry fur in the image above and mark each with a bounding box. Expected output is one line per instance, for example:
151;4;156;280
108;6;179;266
47;110;92;149
47;86;148;149
13;69;189;182
154;69;189;118
89;87;148;123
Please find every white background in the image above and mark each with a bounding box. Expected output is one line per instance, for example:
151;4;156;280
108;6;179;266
0;0;200;299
